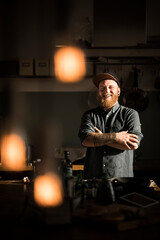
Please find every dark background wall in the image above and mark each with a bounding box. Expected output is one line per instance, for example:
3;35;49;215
0;91;158;161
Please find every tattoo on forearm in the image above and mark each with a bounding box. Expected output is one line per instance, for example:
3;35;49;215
112;133;116;142
93;134;106;146
93;133;116;147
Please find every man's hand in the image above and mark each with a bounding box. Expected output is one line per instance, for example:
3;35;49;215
94;126;102;134
115;131;139;150
94;127;139;150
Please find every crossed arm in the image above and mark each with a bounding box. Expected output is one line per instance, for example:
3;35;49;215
82;126;139;150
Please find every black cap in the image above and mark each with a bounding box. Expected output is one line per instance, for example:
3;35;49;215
93;72;120;88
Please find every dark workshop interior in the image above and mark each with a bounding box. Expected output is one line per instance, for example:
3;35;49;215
0;0;160;239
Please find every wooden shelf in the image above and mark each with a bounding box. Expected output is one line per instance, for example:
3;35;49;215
84;47;160;57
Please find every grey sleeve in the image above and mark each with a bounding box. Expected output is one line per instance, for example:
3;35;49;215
125;109;143;145
78;112;95;144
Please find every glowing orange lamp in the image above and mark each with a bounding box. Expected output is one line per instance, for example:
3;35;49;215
54;46;86;83
1;133;26;171
34;173;64;207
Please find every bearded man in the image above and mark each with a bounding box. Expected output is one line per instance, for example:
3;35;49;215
78;72;143;179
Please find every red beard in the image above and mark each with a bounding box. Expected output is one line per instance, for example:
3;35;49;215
98;94;118;110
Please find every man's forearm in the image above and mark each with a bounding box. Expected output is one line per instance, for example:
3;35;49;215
82;131;139;150
93;133;116;146
82;132;116;147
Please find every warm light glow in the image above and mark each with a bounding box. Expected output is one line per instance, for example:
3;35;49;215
54;46;86;82
34;173;64;207
1;133;26;171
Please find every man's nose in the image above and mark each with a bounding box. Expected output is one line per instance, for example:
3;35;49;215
104;86;110;92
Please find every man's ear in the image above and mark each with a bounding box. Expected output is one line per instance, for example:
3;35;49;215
118;88;120;96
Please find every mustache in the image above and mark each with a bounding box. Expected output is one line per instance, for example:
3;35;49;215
103;94;113;98
97;93;113;101
96;92;118;109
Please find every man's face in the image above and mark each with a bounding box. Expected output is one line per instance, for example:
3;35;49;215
98;79;120;110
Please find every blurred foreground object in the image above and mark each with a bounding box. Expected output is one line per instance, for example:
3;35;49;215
54;46;86;82
34;173;63;207
1;133;26;171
